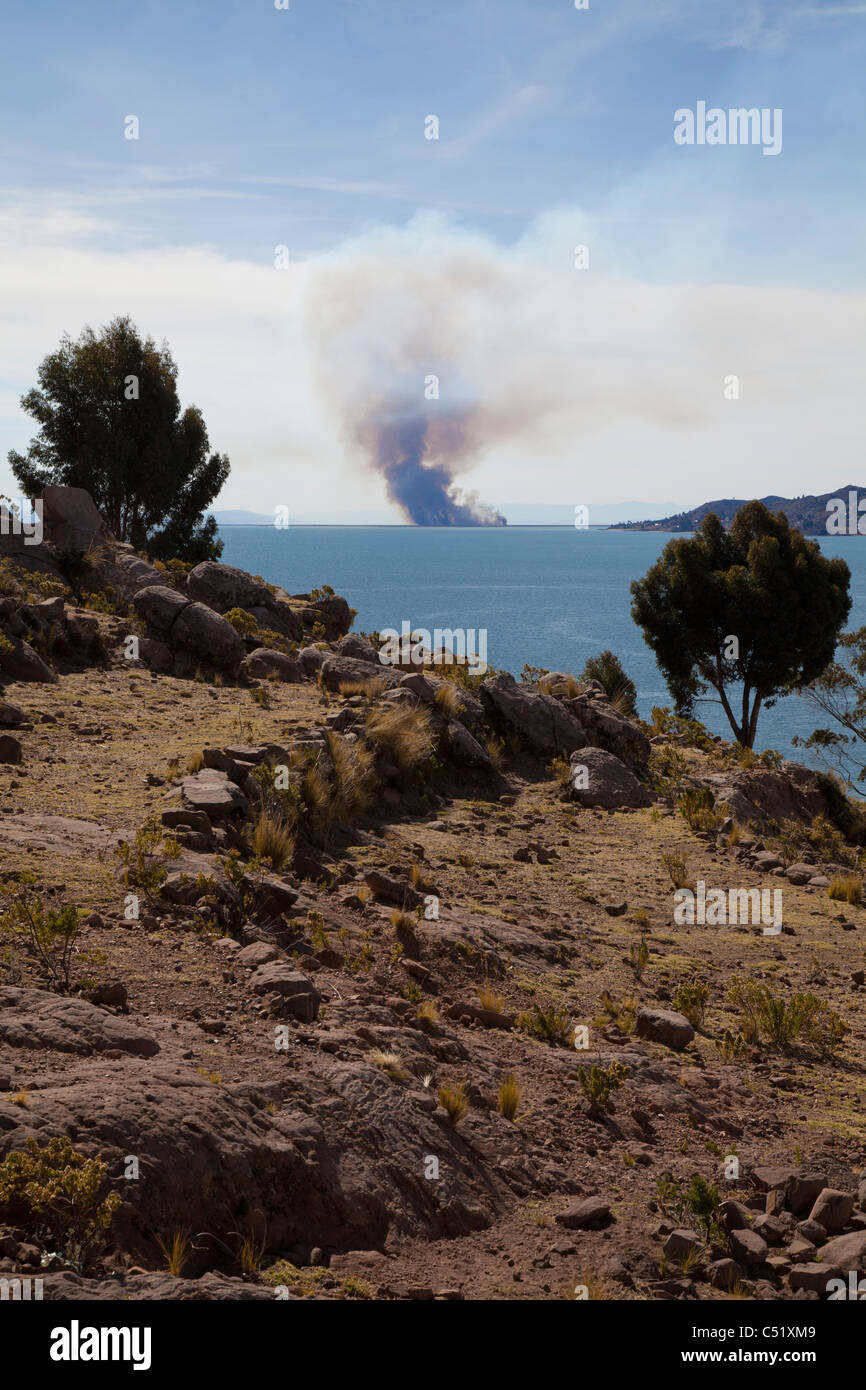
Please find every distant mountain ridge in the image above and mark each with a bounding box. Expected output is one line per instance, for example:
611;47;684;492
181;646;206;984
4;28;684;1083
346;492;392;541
609;486;866;534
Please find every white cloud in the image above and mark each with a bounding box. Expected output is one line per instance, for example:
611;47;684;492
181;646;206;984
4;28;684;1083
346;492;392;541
0;207;864;516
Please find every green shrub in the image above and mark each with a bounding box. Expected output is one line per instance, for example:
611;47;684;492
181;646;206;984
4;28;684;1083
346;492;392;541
577;1061;629;1111
727;977;848;1054
581;650;638;716
673;977;710;1026
0;1136;120;1265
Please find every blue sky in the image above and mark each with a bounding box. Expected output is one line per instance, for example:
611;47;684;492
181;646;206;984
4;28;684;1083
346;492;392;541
1;0;865;516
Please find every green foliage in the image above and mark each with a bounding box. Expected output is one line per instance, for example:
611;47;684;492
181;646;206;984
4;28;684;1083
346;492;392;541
677;787;722;834
683;1175;723;1241
224;606;259;636
628;936;649;980
520;663;550;683
631;502;851;748
650;745;690;798
649;707;715;750
0;878;96;993
115;816;182;900
0;1136;120;1265
577;1060;629;1111
581;649;638;716
9;315;228;563
673;977;710;1026
516;1001;575;1047
727;976;848;1054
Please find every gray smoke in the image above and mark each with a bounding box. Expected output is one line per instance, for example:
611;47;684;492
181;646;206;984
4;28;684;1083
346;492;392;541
354;405;506;526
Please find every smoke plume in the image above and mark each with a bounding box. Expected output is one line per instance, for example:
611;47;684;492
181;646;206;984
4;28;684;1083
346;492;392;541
354;406;505;525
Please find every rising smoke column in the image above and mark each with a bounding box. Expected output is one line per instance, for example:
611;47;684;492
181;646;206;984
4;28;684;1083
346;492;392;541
354;405;506;525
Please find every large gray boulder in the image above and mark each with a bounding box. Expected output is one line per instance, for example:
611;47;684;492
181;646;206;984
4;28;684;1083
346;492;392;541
0;987;158;1057
132;584;188;637
0;636;58;683
480;673;587;754
41;485;110;551
567;747;652;809
241;647;305;683
338;633;380;664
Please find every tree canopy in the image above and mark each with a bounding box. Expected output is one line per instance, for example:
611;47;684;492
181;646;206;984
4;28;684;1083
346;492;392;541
630;501;851;748
9;316;228;563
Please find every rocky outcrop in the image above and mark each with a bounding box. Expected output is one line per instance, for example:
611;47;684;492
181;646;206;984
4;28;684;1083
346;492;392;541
321;655;402;691
480;673;587;755
0;988;159;1057
698;760;836;827
132;586;245;673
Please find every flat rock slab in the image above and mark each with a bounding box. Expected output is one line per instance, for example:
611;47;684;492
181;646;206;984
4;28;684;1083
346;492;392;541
0;815;115;854
182;768;249;819
0;987;159;1057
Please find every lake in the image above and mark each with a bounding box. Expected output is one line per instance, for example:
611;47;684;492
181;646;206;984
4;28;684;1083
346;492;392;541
217;524;866;768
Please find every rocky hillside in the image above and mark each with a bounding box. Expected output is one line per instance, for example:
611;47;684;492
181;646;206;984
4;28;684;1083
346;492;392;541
0;487;864;1303
610;485;866;535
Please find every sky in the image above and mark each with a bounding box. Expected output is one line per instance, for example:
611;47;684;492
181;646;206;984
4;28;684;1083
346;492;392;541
1;0;865;521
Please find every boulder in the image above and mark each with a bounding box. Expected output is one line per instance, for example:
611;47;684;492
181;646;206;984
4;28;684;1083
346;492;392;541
0;637;57;683
663;1228;702;1259
567;747;651;809
729;1227;767;1266
0;734;22;764
186;562;304;642
480;673;587;755
789;1263;839;1293
321;655;402;691
114;552;166;591
698;761;836;829
241;647;304;683
172;602;246;671
41;485;110;550
818;1229;866;1274
442;720;492;768
248;965;321;1020
298;645;326;675
566;686;651;770
635;1007;694;1050
132;585;188;637
363;870;424;909
808;1188;854;1236
554;1196;611;1230
339;634;380;664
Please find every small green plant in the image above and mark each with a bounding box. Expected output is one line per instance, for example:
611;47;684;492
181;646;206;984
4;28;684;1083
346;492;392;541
0;878;93;994
597;990;638;1034
580;650;637;717
678;788;722;834
577;1061;629;1112
683;1175;723;1242
0;1136;120;1265
714;1028;748;1062
516;1001;575;1047
628;936;649;980
673;977;710;1027
115;816;182;900
727;977;848;1054
224;607;260;636
307;910;330;951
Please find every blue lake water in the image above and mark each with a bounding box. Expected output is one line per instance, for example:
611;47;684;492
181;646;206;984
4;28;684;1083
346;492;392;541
217;525;866;767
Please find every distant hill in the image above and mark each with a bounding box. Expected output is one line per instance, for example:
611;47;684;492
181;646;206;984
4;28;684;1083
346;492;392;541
609;486;866;535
